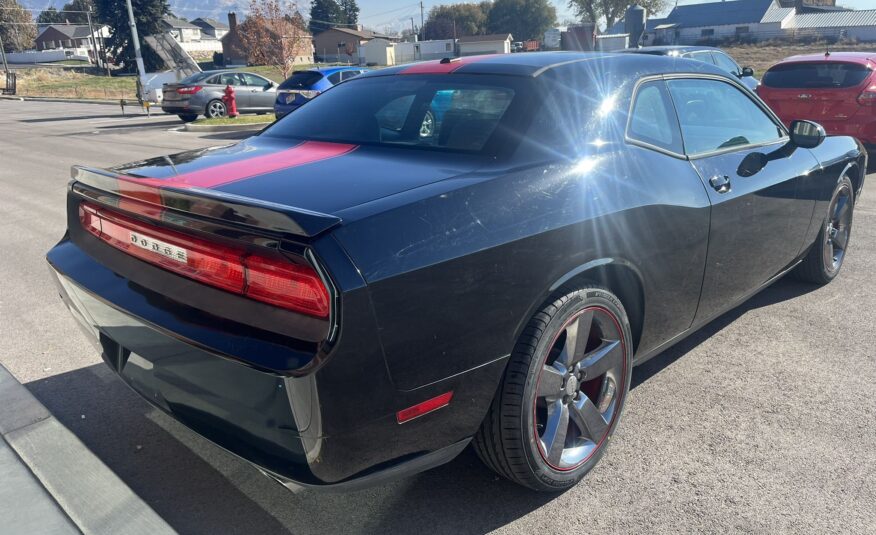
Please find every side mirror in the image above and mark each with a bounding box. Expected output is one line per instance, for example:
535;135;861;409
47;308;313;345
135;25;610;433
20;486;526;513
790;120;826;149
741;66;755;77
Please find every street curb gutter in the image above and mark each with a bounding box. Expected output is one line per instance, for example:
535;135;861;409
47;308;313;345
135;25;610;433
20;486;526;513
0;364;175;535
0;95;122;105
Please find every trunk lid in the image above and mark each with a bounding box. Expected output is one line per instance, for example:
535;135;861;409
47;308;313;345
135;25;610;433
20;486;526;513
108;136;488;222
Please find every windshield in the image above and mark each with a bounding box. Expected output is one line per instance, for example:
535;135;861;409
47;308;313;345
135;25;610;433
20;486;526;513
762;62;872;89
278;71;324;90
263;74;529;153
179;71;213;84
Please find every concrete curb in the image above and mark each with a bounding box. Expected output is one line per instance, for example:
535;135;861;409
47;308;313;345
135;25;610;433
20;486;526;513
0;95;125;105
0;364;175;535
184;121;272;133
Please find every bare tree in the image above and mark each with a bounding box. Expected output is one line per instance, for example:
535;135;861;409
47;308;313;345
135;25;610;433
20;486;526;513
239;0;311;79
0;0;37;53
568;0;666;31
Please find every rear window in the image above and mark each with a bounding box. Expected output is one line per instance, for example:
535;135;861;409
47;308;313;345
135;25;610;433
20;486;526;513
762;62;872;89
179;71;213;84
278;71;324;90
263;74;528;153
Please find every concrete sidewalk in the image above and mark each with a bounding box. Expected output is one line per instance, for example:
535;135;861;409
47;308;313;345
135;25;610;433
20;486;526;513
0;364;175;535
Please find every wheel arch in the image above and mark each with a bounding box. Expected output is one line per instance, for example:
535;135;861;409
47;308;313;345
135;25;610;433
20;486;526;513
513;259;646;357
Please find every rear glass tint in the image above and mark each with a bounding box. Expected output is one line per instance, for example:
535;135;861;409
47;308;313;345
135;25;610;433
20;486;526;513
278;71;324;90
762;62;872;89
264;74;528;153
179;71;212;84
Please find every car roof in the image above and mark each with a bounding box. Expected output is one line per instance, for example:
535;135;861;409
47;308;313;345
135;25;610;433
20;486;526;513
361;51;731;80
622;45;718;55
308;66;367;75
775;51;876;65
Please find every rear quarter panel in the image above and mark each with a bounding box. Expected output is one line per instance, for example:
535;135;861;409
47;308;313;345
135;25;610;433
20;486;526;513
332;144;712;391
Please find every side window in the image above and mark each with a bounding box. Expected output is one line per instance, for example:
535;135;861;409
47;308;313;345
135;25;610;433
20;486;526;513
376;94;415;131
712;52;740;76
683;51;715;65
219;73;242;86
206;75;221;85
327;71;343;84
627;80;684;154
340;70;361;81
241;73;269;87
667;78;783;156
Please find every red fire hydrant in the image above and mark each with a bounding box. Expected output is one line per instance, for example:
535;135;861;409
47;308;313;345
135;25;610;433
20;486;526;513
222;84;239;118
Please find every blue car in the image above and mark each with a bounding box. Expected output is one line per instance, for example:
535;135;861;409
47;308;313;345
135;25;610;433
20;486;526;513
274;67;369;118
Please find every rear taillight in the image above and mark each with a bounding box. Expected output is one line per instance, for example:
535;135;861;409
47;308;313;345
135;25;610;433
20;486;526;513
79;203;330;318
176;85;203;95
858;84;876;105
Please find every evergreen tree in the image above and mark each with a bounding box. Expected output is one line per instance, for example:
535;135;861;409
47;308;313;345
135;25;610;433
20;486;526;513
309;0;342;34
487;0;556;41
60;0;96;25
94;0;169;72
338;0;359;26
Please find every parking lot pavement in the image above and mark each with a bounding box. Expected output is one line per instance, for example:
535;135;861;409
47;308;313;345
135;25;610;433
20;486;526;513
1;100;874;534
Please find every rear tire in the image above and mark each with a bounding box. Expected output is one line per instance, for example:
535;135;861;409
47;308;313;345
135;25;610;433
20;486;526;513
178;114;198;123
793;176;854;285
474;285;633;491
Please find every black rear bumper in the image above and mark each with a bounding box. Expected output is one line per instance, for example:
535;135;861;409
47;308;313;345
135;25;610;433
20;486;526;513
46;235;504;489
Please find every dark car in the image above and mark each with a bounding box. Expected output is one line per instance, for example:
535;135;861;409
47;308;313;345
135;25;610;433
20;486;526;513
162;69;279;122
47;53;866;492
757;52;876;157
622;45;759;90
274;66;369;119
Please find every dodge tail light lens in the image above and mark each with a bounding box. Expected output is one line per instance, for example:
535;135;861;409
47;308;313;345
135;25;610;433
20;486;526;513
858;84;876;105
176;85;203;95
79;203;330;318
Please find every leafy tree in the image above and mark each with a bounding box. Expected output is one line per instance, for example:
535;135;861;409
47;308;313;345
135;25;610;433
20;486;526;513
487;0;556;41
94;0;169;72
568;0;666;31
338;0;358;26
309;0;342;34
240;0;309;78
422;2;491;40
60;0;96;24
0;0;36;53
38;7;65;24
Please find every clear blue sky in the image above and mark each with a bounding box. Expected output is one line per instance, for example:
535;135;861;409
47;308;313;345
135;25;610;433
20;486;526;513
356;0;876;33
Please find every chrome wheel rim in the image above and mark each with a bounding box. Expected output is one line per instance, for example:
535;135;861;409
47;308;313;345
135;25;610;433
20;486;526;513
208;101;227;118
419;110;435;137
533;306;626;471
824;183;852;273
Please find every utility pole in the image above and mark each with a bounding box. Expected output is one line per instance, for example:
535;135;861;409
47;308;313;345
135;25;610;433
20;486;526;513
0;35;9;76
124;0;147;87
410;17;415;39
86;9;98;68
419;1;425;41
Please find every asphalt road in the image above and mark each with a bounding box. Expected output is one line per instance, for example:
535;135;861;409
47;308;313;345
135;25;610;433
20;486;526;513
1;100;874;534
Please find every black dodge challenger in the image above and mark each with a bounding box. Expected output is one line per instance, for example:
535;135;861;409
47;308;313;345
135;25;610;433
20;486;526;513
47;52;866;492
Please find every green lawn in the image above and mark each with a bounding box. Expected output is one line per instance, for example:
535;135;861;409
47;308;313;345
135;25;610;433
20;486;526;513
192;114;276;125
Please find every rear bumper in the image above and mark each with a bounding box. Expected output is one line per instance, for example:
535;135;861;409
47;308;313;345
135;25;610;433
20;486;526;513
46;234;503;489
273;103;301;118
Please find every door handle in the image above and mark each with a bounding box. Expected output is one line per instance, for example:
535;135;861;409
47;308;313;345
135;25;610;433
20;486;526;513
709;174;731;193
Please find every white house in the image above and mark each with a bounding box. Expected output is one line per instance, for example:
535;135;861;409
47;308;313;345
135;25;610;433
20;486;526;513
457;34;513;56
395;39;456;63
160;15;222;55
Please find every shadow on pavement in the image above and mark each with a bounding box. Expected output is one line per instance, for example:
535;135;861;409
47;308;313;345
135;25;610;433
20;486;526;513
20;114;148;123
24;276;817;534
632;277;819;389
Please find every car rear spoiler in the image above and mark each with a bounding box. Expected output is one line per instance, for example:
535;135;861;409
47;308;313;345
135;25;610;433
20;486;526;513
70;165;342;238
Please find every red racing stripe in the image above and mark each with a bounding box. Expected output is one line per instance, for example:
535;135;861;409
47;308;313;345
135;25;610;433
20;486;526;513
114;140;356;212
399;54;496;75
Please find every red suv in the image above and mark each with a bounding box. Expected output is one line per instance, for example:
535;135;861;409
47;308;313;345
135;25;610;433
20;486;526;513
758;52;876;152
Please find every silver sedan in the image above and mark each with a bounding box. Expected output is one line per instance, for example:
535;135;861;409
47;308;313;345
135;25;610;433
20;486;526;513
161;70;278;122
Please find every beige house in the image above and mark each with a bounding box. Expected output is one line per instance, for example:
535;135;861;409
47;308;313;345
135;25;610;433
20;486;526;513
457;34;513;56
313;27;398;63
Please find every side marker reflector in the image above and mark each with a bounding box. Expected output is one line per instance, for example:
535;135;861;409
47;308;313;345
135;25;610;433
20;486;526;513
397;392;454;424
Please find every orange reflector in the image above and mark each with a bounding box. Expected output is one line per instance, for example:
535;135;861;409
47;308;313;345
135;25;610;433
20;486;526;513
396;391;454;424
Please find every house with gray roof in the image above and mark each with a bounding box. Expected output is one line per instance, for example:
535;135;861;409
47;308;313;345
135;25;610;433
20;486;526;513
608;0;876;45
